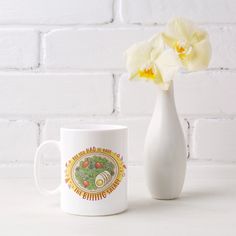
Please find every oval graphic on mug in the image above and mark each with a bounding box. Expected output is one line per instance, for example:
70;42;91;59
65;147;126;201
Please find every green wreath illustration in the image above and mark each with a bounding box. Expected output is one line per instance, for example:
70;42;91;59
75;156;115;191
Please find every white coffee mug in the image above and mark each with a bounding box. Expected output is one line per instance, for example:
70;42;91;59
34;125;128;216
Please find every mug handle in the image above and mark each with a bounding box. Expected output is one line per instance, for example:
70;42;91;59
34;140;61;195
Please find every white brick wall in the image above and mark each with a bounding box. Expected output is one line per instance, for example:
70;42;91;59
121;0;236;24
0;30;39;69
44;26;236;70
0;0;113;24
0;73;113;116
192;119;236;161
41;118;189;164
209;26;236;69
119;74;157;115
44;29;158;70
0;0;235;170
119;71;236;116
0;120;38;162
174;71;236;115
42;118;151;164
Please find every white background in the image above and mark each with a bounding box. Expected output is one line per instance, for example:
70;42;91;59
0;0;235;177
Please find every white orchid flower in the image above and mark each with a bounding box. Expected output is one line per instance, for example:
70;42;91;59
126;34;180;90
162;17;211;71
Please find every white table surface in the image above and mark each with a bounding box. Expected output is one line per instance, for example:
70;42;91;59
1;161;236;236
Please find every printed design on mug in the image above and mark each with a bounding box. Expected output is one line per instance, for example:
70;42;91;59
65;147;126;201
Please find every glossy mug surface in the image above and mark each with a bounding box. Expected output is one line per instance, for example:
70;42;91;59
34;125;128;216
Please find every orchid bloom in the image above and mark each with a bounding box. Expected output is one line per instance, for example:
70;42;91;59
126;34;180;90
162;17;211;71
125;17;211;90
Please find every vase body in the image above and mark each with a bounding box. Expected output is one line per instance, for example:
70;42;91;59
144;82;187;200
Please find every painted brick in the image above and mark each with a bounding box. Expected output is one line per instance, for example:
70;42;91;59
121;0;236;24
119;71;236;116
175;70;236;115
192;119;236;161
0;73;113;116
42;117;188;164
0;0;113;24
44;26;236;70
209;26;236;69
41;118;150;164
0;120;38;162
44;28;159;70
119;74;157;115
0;30;39;69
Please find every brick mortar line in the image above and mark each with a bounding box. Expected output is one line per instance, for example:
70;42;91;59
184;119;191;159
112;74;121;115
0;22;234;29
0;68;235;74
1;114;236;121
186;117;236;159
40;23;236;34
39;31;45;70
38;120;45;145
0;22;232;35
1;117;235;124
111;0;117;23
179;115;236;120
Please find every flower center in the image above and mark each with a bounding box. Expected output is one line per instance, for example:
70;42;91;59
138;67;156;79
174;41;192;60
136;65;163;85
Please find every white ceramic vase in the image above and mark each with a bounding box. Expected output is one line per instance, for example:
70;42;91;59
144;81;187;200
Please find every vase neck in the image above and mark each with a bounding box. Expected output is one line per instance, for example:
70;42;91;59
157;81;175;101
153;81;177;116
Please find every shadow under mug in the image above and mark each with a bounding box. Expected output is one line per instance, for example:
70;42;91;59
34;124;128;216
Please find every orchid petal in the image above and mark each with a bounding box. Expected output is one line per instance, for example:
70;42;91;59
126;41;152;76
184;36;211;71
165;17;197;41
155;50;181;82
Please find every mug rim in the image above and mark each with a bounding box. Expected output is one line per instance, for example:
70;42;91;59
60;124;128;132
